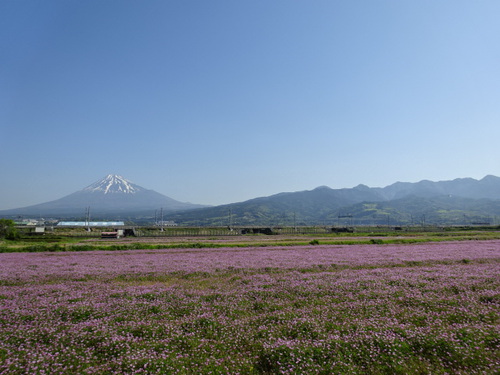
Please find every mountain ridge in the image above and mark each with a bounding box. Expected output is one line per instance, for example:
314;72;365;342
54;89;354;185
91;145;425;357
376;175;500;200
167;175;500;226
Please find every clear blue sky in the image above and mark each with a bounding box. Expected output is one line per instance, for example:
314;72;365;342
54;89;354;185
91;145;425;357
1;1;499;209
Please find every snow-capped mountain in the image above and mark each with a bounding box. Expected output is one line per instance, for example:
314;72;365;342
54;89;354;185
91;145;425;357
0;175;207;218
83;174;142;194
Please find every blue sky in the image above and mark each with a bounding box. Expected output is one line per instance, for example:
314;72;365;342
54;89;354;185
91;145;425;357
1;1;499;209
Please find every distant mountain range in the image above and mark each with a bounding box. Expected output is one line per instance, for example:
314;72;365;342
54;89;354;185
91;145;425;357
1;174;500;225
0;175;207;219
167;175;500;226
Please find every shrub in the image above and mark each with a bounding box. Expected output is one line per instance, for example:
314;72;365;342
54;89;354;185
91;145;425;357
0;219;19;240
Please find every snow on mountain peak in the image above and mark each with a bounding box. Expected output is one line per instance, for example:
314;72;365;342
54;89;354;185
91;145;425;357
84;174;141;194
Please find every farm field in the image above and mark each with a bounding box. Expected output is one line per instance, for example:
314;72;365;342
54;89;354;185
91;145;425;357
0;240;499;374
3;227;500;253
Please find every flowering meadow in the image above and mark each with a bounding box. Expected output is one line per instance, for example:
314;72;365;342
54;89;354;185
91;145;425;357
0;240;499;374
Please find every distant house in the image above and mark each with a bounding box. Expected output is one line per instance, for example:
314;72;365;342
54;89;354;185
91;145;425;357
14;219;41;226
156;220;178;227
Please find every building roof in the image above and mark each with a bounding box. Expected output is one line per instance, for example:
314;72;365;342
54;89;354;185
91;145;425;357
57;221;125;227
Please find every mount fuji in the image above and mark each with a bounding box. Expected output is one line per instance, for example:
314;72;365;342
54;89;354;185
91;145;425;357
0;175;207;218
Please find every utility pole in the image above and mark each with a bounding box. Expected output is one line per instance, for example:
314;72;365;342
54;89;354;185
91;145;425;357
85;206;91;232
228;208;233;229
160;208;164;232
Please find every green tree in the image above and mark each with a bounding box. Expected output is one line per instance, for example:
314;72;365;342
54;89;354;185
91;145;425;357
0;219;19;240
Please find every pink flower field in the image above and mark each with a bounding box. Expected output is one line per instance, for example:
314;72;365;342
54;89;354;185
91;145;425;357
0;240;499;374
0;240;498;281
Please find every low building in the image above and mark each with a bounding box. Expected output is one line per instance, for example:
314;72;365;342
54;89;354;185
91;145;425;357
15;219;42;226
101;231;122;239
57;221;125;227
156;220;178;227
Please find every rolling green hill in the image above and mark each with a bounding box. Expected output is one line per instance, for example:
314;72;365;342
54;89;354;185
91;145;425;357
168;176;500;226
